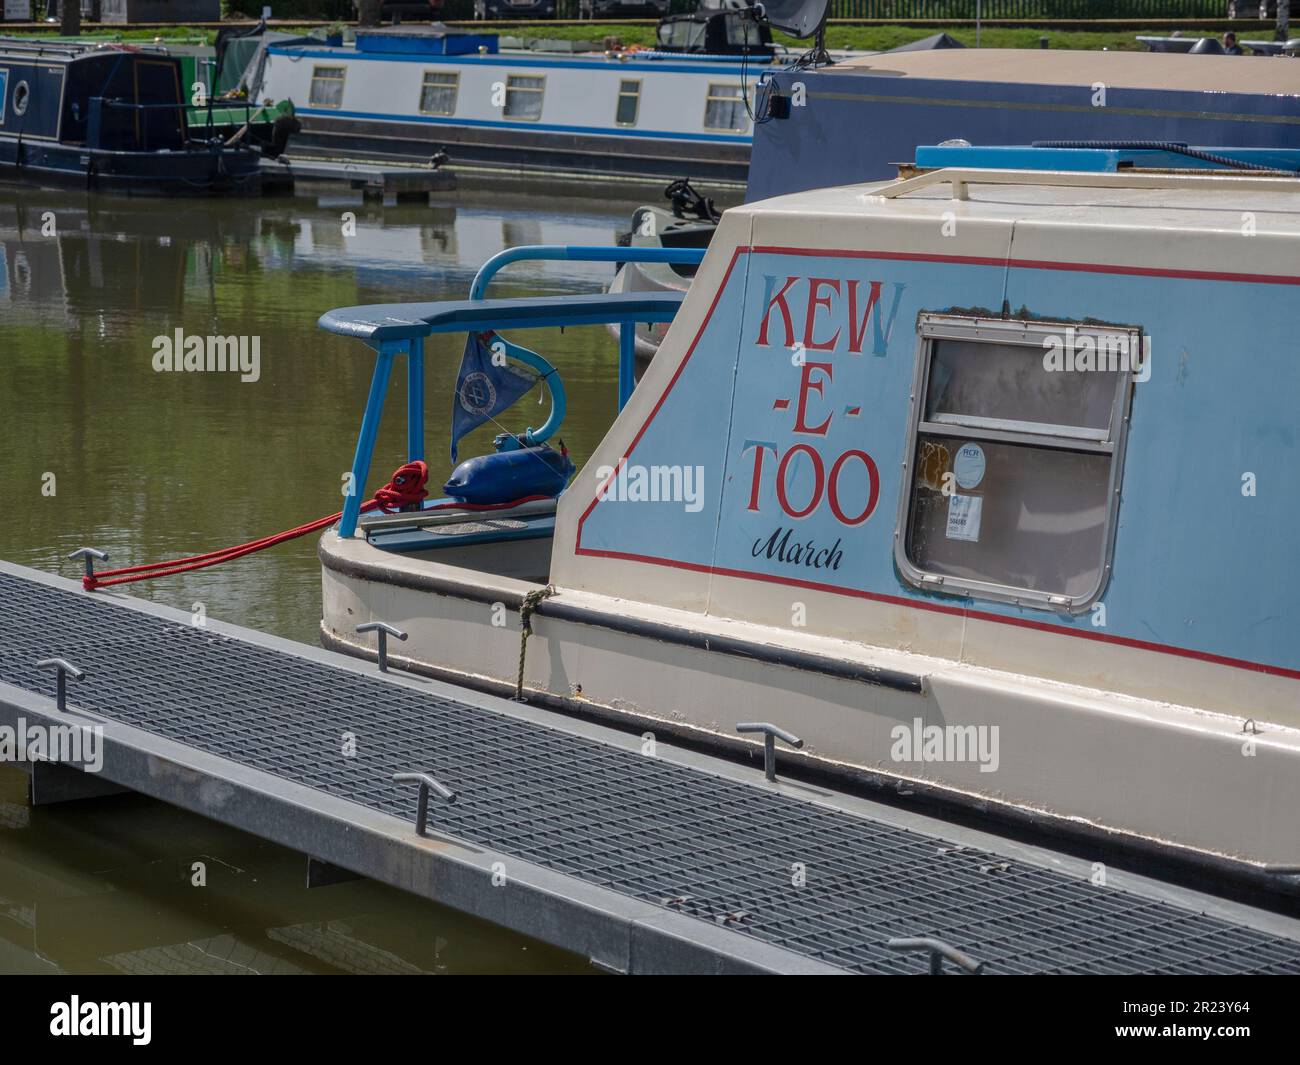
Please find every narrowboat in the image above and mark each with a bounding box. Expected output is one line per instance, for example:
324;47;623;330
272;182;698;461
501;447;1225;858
0;37;264;195
313;146;1300;881
256;18;772;185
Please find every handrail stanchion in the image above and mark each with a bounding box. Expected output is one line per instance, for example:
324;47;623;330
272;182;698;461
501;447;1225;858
618;320;637;410
406;337;425;463
340;343;396;539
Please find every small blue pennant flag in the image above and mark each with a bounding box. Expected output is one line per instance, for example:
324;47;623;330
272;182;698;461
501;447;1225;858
450;331;539;463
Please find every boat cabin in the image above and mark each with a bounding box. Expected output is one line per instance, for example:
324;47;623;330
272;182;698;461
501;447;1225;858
0;37;262;193
1;38;185;150
316;156;1300;871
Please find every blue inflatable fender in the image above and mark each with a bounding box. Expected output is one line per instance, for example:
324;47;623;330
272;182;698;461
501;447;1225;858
443;445;576;505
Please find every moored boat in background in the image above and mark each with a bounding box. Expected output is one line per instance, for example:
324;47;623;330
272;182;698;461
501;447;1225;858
0;36;267;194
258;14;773;185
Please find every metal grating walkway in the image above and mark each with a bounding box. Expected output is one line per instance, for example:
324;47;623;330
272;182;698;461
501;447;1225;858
1;568;1298;975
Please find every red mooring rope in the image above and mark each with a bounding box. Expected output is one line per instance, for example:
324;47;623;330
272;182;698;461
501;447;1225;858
82;462;551;592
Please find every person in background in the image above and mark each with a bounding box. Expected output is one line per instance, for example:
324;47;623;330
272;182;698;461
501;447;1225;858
1223;32;1245;55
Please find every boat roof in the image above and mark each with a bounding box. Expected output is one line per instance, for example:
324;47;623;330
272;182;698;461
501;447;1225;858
739;168;1300;279
834;48;1300;95
0;36;177;63
753;168;1300;227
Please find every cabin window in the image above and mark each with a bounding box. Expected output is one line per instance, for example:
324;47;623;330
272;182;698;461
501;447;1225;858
895;315;1138;613
503;75;545;121
615;79;640;127
308;65;346;109
418;71;459;116
704;84;747;132
12;80;29;117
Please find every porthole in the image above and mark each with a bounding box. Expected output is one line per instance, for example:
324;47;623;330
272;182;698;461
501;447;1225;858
13;80;29;117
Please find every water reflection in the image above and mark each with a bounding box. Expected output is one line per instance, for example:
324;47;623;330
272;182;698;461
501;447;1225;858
0;765;589;974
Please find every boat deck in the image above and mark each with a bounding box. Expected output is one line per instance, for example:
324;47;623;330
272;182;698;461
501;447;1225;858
2;560;1298;975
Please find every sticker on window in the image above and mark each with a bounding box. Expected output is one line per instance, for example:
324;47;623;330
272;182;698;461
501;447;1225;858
946;493;982;542
953;442;985;490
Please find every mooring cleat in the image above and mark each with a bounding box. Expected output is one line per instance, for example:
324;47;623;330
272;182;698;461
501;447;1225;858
68;547;109;590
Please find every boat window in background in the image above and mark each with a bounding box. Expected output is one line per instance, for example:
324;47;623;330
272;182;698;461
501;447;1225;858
504;75;545;122
615;79;640;128
725;17;766;49
704;84;747;133
419;71;460;117
308;65;347;109
660;20;708;51
897;316;1137;612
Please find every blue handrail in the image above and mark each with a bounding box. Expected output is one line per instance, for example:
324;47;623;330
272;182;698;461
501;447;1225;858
321;292;687;540
468;244;706;408
469;244;705;301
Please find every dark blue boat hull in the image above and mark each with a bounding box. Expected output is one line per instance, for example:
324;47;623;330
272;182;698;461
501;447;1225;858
0;137;263;196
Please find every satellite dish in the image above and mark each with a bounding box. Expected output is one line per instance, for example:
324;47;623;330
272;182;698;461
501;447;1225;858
752;0;829;40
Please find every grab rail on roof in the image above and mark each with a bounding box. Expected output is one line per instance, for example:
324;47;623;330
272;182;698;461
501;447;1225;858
869;167;1300;202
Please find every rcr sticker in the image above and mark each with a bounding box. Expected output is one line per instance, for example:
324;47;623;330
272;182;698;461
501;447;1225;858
953;442;986;490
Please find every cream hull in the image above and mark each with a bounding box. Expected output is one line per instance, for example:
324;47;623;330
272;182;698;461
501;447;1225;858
321;529;1300;871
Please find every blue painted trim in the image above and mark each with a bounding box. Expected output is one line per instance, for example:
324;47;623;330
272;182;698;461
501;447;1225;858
407;338;424;463
369;517;556;554
295;106;750;144
915;143;1300;173
268;45;767;76
470;245;706;301
341;347;395;539
618;322;636;410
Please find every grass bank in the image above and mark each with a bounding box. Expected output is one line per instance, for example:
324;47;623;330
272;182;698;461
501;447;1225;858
3;22;1237;51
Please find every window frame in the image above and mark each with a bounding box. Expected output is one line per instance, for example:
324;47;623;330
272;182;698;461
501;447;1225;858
418;69;460;117
308;64;347;109
614;78;641;128
703;82;747;133
893;313;1138;615
502;73;546;122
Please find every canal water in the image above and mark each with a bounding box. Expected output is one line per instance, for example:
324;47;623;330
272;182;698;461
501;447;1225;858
0;178;708;974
